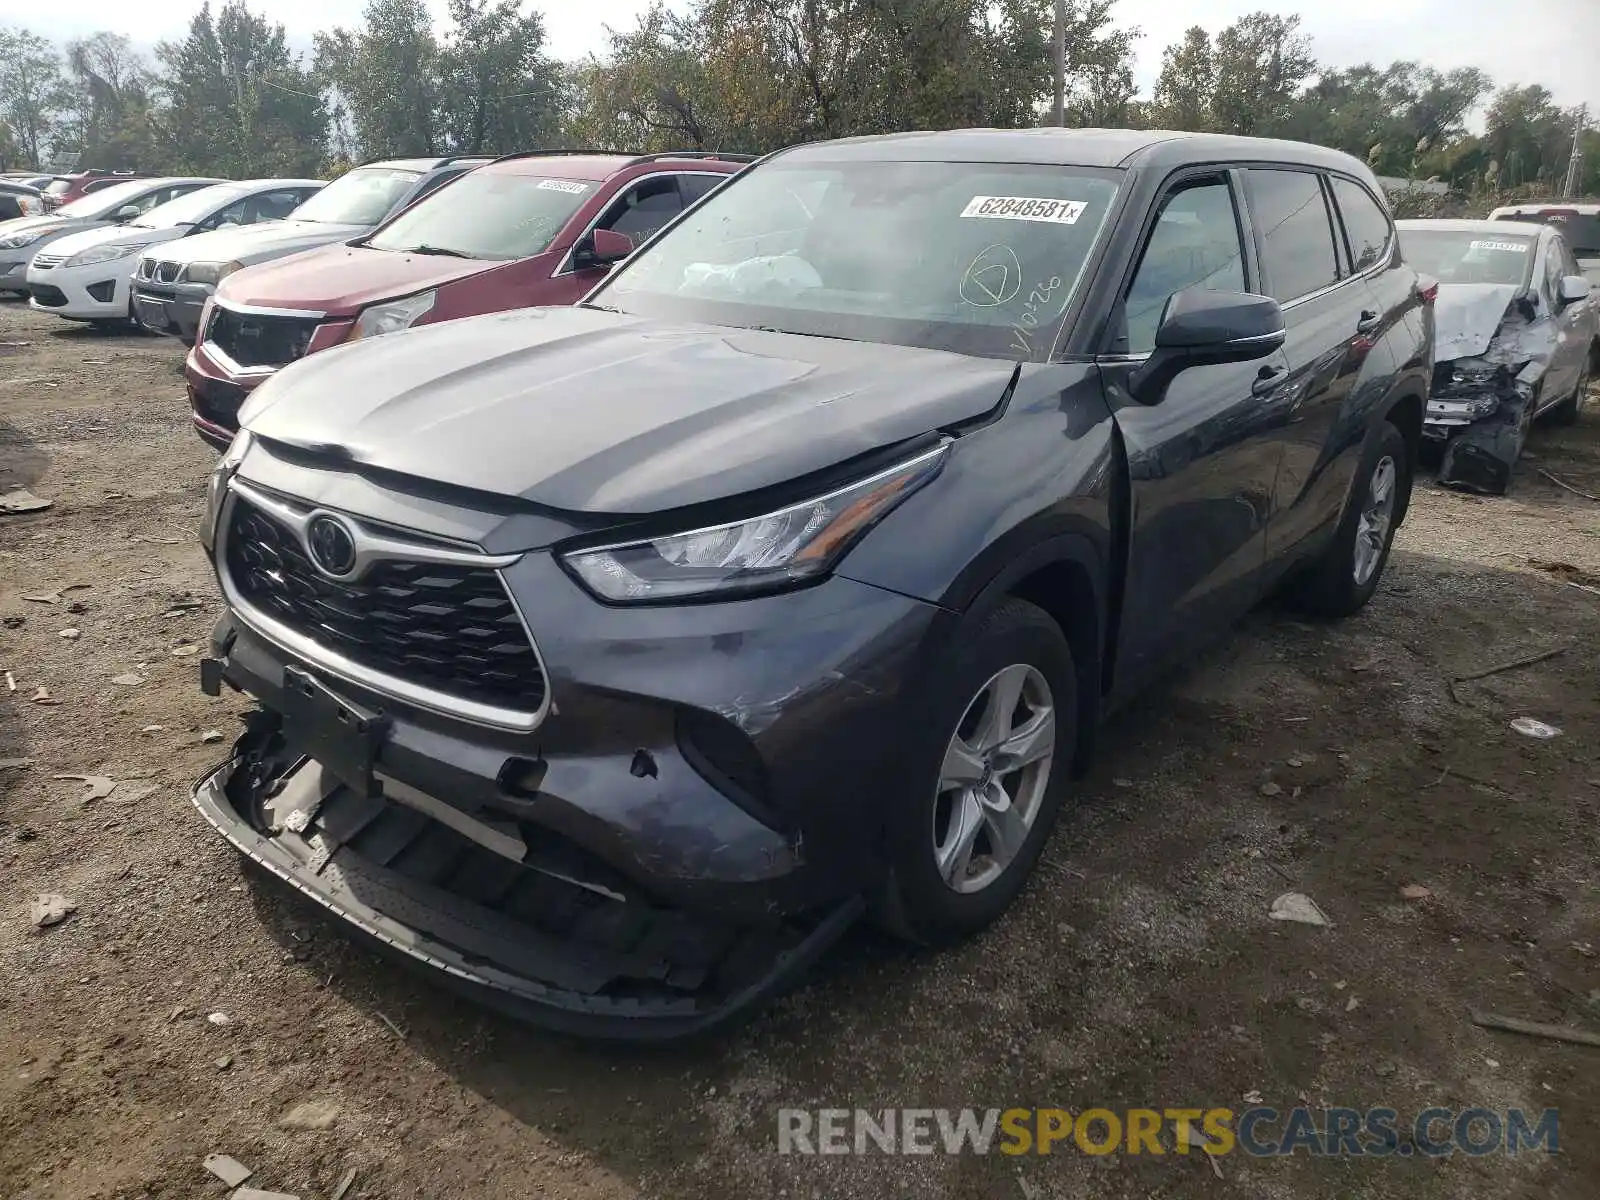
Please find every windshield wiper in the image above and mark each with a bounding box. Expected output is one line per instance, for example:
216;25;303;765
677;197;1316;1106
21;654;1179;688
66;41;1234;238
401;244;472;258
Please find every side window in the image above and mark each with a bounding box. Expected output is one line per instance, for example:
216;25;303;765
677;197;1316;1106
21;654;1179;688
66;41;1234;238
679;174;723;205
1123;178;1247;355
412;167;465;203
204;197;251;229
1246;169;1340;303
245;191;302;223
601;177;683;247
1330;177;1393;273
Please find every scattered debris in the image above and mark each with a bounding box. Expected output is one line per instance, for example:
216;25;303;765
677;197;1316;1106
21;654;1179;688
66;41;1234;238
0;758;32;772
1448;646;1566;701
30;687;57;705
67;601;87;614
1017;1173;1040;1200
1269;892;1330;927
331;1169;359;1200
117;783;159;805
1573;942;1595;959
1243;1089;1264;1104
140;724;165;734
215;1053;234;1070
171;644;199;657
1182;1122;1225;1179
1470;1011;1600;1049
202;1154;253;1187
1345;996;1361;1012
1485;1058;1500;1069
279;1099;339;1130
376;1010;408;1039
1510;717;1562;739
1399;884;1432;901
200;729;224;744
233;1190;301;1200
2;615;22;628
59;628;80;640
207;1011;231;1026
1537;469;1600;502
29;894;76;929
1259;781;1282;797
1287;755;1305;767
4;670;13;691
0;489;51;514
53;774;117;801
111;673;144;686
21;593;58;604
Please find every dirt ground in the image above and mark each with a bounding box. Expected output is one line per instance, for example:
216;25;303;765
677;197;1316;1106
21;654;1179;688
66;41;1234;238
1;296;1597;1200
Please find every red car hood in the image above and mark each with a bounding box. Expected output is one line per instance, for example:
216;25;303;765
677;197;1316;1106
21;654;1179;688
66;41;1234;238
216;242;518;315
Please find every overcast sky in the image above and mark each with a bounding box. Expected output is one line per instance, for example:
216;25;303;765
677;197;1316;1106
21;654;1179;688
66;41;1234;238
5;0;1598;115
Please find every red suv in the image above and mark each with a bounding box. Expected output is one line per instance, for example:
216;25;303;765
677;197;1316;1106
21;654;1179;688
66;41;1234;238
185;150;750;448
42;170;148;210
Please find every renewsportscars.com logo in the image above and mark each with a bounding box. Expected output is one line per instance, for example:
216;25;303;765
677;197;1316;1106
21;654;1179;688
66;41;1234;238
777;1107;1559;1158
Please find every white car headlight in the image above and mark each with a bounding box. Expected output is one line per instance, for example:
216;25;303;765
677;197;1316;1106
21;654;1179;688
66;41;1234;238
65;241;149;268
0;230;46;249
348;290;437;341
186;259;243;286
561;444;949;602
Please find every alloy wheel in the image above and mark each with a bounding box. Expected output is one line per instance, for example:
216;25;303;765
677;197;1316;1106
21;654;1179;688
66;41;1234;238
932;663;1056;894
1353;455;1396;587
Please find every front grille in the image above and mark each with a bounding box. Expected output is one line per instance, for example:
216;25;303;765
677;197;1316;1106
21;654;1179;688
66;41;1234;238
155;260;181;283
225;496;546;714
135;257;153;281
191;376;247;432
30;254;65;270
28;284;66;306
207;305;319;369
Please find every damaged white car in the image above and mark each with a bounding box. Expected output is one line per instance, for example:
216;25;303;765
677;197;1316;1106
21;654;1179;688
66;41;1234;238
1397;218;1598;493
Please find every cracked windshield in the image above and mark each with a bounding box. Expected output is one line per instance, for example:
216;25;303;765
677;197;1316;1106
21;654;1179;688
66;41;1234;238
598;160;1121;360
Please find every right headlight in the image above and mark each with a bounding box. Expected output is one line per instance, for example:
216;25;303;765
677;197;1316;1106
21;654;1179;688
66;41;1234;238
561;443;948;603
185;259;242;285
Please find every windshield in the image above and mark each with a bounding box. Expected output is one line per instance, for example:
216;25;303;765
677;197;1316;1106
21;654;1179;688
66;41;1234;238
57;179;161;218
291;167;420;226
131;184;247;229
366;171;594;259
1497;210;1600;255
1399;230;1537;287
594;159;1122;360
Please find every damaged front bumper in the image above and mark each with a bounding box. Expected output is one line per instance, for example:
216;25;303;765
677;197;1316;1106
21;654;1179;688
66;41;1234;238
192;714;862;1039
1426;360;1540;495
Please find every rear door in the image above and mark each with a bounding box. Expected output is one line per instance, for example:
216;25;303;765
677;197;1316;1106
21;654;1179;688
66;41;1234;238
1246;168;1384;568
1545;234;1593;403
1100;169;1290;685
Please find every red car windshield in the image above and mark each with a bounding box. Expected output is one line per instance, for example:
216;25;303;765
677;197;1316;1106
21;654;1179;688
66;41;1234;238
365;172;597;260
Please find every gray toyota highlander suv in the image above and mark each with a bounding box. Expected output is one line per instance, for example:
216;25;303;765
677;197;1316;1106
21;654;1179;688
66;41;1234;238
193;128;1433;1038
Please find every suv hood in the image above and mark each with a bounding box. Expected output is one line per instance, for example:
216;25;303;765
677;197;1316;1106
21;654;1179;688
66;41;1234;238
215;241;495;313
241;305;1015;513
0;214;103;241
1435;283;1525;362
167;219;368;269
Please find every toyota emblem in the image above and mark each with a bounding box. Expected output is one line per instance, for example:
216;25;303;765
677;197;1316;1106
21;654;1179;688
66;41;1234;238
306;514;358;577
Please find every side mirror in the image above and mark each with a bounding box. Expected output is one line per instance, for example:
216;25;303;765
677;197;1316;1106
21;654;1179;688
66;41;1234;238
1558;274;1591;308
112;204;140;223
573;227;633;270
1129;288;1286;405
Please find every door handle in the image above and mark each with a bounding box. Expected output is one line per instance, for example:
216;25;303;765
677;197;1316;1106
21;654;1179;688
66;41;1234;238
1251;364;1286;396
1356;309;1383;335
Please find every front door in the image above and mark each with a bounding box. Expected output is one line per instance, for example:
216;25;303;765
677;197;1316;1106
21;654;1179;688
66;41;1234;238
1099;171;1289;692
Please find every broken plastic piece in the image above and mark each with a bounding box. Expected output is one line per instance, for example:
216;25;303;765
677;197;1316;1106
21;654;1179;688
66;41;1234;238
202;1154;253;1188
1269;892;1331;926
1510;717;1561;739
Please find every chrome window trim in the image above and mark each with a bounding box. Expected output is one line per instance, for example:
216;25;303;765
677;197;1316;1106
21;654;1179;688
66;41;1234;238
552;170;726;278
218;480;550;733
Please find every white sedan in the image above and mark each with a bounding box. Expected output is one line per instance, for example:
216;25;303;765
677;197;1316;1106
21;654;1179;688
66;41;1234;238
25;177;323;326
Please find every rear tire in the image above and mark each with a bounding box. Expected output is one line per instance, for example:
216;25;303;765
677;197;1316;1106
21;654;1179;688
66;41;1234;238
1291;421;1410;618
1546;358;1591;427
874;598;1076;946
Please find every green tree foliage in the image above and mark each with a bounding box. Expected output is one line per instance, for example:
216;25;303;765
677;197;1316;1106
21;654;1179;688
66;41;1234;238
158;1;328;176
315;0;440;157
0;26;70;168
438;0;564;153
60;33;159;169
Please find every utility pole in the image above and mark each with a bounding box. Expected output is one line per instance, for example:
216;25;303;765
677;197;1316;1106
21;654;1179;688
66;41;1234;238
1051;0;1066;128
1563;104;1587;198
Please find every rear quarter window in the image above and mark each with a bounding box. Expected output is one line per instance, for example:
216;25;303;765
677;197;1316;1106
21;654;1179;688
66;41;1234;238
1246;169;1340;302
1330;177;1393;273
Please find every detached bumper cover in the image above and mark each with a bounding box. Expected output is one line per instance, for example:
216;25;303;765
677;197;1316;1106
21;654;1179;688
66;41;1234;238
192;723;862;1039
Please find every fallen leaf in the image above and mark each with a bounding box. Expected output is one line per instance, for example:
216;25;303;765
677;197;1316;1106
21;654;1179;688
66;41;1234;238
1399;884;1431;901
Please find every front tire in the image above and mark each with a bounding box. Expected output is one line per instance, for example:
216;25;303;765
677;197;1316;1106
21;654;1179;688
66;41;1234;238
1546;358;1591;427
1292;421;1410;618
876;598;1075;945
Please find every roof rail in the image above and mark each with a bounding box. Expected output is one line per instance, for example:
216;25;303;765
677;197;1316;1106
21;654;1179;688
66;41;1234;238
631;150;758;165
434;153;498;168
485;148;640;165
